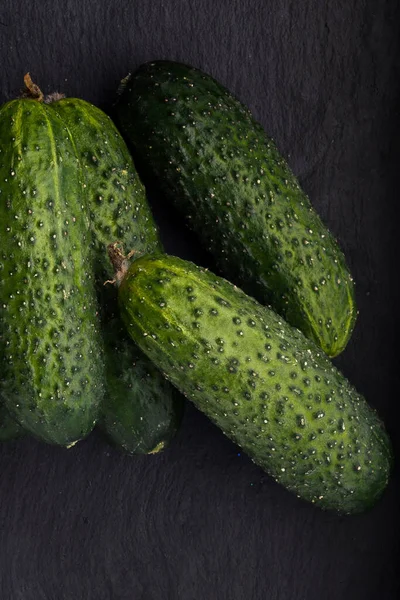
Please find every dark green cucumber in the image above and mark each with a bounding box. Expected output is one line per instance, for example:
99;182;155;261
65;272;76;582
52;98;183;453
115;60;356;358
114;252;391;514
101;318;183;454
0;402;23;442
0;94;105;446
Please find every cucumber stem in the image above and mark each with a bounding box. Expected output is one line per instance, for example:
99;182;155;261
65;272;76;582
23;73;44;102
106;242;134;287
22;74;65;104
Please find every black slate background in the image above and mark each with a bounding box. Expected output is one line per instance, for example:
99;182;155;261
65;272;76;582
1;1;399;598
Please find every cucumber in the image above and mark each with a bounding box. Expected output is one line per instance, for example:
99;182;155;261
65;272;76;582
101;318;183;454
114;60;356;358
0;86;105;446
112;251;392;514
52;98;183;453
0;402;23;442
52;98;162;307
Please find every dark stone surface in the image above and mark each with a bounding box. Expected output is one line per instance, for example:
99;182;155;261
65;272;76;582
0;1;399;598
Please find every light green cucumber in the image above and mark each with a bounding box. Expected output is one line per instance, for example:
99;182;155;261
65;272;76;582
113;252;391;514
0;79;105;446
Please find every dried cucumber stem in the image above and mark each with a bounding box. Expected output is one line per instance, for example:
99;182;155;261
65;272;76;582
107;242;135;286
23;73;44;101
116;73;132;97
147;441;166;454
22;73;65;103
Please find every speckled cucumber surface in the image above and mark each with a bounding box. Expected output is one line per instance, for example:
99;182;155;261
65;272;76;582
114;253;392;514
100;318;183;454
52;98;184;453
0;88;105;446
114;61;357;358
52;98;162;305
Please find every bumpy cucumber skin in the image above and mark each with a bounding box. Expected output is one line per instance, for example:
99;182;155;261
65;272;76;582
53;99;183;453
0;402;23;442
117;254;391;514
0;99;105;446
52;99;162;308
115;61;356;358
100;319;183;454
